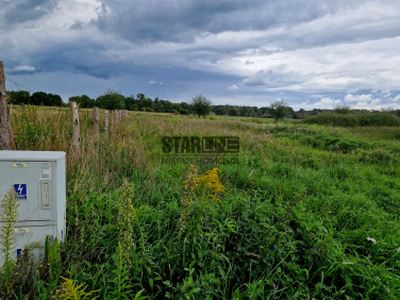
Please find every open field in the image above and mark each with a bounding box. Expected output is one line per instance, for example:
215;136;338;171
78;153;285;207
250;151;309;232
2;106;400;299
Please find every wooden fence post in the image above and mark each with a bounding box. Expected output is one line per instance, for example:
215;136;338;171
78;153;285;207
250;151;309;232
70;101;80;155
114;110;119;129
110;110;115;134
93;107;99;144
104;110;109;137
8;104;16;150
0;61;12;150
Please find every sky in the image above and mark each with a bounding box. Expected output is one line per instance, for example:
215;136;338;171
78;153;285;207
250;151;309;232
1;0;399;110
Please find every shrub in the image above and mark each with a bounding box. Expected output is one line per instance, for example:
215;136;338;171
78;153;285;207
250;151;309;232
267;100;293;122
303;112;400;127
191;95;212;118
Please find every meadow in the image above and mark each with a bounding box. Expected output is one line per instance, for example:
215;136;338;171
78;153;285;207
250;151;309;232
1;105;400;299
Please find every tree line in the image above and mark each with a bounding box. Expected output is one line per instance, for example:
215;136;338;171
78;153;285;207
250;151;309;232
7;89;400;120
7;90;63;107
6;90;300;118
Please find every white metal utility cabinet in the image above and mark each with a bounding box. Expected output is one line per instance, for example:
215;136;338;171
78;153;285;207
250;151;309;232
0;151;66;266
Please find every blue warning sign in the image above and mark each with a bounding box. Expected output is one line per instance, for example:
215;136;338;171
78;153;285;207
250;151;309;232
14;184;27;200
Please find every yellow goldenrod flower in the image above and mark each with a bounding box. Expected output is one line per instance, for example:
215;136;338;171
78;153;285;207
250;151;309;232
179;165;227;238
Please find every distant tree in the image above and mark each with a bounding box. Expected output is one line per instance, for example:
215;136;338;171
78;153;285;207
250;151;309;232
179;102;190;115
311;108;323;115
49;93;63;106
30;92;45;106
334;105;351;114
286;106;295;118
239;106;248;117
69;95;95;108
171;103;181;114
31;91;63;106
80;95;95;108
380;106;393;113
154;99;163;112
212;105;261;117
136;93;145;101
267;99;292;122
7;90;30;105
96;90;125;110
124;96;139;110
296;108;307;119
139;97;154;111
228;106;238;116
191;95;212;117
68;96;80;104
163;100;172;112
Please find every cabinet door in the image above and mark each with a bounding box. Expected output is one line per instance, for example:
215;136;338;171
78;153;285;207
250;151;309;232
0;161;55;222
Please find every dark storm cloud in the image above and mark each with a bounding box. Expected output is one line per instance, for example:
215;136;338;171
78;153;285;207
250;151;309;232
2;0;400;108
94;0;333;44
92;0;400;58
242;65;304;88
2;0;57;26
69;21;84;30
29;41;112;78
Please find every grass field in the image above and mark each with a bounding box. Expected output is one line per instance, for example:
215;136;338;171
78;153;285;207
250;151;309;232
2;106;400;299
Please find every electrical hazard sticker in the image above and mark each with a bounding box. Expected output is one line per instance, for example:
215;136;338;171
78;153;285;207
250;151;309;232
12;162;28;168
14;184;27;200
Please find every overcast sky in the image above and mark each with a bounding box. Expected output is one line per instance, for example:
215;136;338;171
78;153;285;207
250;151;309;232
1;0;399;109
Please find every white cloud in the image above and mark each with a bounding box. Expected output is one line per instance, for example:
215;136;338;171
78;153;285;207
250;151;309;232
343;93;386;108
313;97;342;109
311;94;324;98
13;65;35;72
393;95;400;102
370;98;381;105
344;94;373;102
149;80;164;85
352;102;387;110
228;84;238;91
354;102;369;108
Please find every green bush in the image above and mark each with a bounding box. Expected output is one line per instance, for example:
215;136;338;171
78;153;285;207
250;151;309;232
303;112;400;127
359;113;400;126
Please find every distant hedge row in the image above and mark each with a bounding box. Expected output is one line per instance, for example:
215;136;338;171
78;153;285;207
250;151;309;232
303;112;400;127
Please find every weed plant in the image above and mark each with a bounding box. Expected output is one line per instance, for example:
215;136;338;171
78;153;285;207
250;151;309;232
0;189;19;297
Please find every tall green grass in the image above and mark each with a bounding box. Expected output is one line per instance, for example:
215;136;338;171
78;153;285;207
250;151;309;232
1;106;400;298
